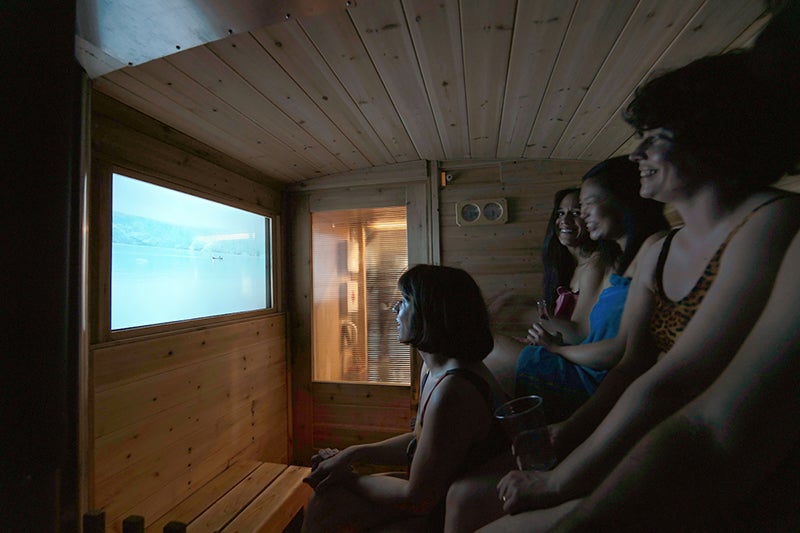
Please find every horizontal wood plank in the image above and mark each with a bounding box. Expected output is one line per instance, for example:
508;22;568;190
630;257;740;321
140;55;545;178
188;462;288;532
222;466;313;533
143;461;261;532
312;382;410;407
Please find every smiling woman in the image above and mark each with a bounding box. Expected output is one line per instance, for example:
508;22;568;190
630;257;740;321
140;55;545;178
473;12;800;528
514;157;669;422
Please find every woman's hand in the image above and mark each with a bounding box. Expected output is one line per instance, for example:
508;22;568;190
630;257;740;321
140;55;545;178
495;469;560;514
524;322;564;349
303;447;357;492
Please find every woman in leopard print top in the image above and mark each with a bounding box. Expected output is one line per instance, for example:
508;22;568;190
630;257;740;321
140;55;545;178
477;17;800;532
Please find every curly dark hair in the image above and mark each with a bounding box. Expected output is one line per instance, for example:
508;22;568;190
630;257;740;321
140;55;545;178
397;264;493;361
541;188;599;310
581;156;670;275
623;44;800;198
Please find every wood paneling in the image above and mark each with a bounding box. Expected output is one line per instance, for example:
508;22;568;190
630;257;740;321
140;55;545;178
461;0;516;159
92;91;284;210
91;315;289;532
439;159;594;331
89;93;290;532
87;0;770;184
311;382;412;450
582;0;767;160
347;1;446;160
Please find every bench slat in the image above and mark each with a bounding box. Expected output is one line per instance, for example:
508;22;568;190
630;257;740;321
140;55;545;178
188;462;288;532
222;466;312;533
145;461;260;532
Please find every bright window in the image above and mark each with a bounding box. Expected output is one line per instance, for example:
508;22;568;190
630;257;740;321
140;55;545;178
111;173;271;330
311;206;409;384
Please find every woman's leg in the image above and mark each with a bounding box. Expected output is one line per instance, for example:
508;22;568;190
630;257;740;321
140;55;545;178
302;481;408;533
476;498;583;532
478;499;581;533
444;452;516;533
515;345;592;423
484;334;525;398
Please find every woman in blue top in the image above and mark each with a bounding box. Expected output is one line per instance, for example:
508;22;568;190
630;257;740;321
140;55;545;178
444;158;669;533
516;156;669;423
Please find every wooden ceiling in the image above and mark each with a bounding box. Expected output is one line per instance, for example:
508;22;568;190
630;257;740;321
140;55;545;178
81;0;771;186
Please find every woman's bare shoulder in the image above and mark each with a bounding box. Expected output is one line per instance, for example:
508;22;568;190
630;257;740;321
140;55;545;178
625;231;670;280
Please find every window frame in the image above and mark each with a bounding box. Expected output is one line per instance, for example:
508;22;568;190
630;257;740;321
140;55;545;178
91;164;281;343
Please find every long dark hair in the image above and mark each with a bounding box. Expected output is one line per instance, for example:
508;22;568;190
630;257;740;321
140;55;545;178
581;157;670;275
398;264;494;361
541;188;598;308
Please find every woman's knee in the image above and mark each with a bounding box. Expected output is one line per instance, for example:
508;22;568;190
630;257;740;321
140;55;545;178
446;475;476;510
445;475;506;532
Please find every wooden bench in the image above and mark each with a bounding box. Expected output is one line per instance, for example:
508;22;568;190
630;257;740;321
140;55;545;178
143;460;312;532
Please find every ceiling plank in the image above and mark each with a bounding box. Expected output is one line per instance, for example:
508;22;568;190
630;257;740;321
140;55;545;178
582;0;768;161
165;45;350;175
122;59;326;178
346;0;446;160
460;0;517;159
206;32;374;171
403;0;469;160
552;0;704;159
76;0;350;77
94;72;305;181
298;7;419;162
247;21;396;168
497;0;576;159
522;0;638;160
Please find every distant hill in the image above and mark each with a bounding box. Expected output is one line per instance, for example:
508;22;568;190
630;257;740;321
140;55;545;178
112;213;263;256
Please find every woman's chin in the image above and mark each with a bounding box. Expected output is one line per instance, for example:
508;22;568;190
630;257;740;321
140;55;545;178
558;235;578;247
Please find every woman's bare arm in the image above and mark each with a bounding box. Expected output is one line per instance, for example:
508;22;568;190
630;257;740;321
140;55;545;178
549;239;662;456
533;234;666;371
347;374;496;514
563;253;607;341
538;197;800;505
556;229;800;531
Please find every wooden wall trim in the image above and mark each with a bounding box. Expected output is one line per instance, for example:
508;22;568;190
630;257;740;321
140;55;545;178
92;90;284;213
288;160;428;192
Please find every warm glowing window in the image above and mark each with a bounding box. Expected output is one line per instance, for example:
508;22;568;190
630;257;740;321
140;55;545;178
311;207;409;384
111;173;272;330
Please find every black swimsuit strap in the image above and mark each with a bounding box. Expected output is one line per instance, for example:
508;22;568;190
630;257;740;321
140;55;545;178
418;368;497;427
655;192;794;300
655;228;680;295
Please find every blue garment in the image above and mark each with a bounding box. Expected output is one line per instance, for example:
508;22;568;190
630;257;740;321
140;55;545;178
515;274;631;422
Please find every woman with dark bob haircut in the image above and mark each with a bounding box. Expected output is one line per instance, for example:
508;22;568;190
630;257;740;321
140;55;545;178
477;7;800;531
398;264;495;361
302;264;508;532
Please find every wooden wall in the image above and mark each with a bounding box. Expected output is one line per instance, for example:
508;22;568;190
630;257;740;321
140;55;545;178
90;315;288;529
312;383;412;457
438;159;595;334
88;91;289;531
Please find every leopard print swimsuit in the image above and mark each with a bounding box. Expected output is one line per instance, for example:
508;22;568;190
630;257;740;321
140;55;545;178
648;194;791;354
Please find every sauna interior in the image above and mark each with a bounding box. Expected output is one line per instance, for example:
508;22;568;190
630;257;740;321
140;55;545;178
6;0;799;531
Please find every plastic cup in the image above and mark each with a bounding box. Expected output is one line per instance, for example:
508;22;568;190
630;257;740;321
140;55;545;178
494;395;557;471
